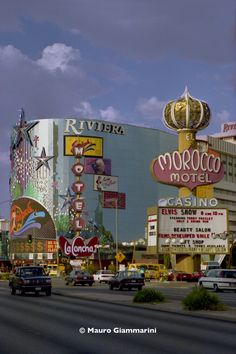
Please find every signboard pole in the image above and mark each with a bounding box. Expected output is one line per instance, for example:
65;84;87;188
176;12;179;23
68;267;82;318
115;198;118;271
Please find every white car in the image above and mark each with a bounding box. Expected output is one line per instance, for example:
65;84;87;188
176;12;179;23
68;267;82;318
93;270;115;283
198;269;236;292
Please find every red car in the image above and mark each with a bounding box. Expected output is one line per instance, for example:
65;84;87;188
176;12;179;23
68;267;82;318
168;270;192;281
187;271;205;282
65;270;94;286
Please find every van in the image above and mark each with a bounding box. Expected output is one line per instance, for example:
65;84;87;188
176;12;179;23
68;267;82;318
201;261;220;273
40;263;58;276
128;263;168;280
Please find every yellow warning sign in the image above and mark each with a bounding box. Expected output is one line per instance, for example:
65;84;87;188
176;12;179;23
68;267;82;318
115;251;126;263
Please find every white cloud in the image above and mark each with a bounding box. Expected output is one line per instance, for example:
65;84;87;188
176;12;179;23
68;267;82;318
74;101;94;117
216;110;230;122
99;106;120;121
37;43;81;72
0;0;235;63
137;97;166;119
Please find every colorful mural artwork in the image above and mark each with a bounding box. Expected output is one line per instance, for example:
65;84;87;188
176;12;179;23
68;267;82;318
10;197;56;239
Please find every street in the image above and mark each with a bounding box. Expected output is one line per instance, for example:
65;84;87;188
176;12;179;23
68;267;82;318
0;281;236;354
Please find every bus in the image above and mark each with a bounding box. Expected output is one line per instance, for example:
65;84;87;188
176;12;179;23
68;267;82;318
128;263;168;280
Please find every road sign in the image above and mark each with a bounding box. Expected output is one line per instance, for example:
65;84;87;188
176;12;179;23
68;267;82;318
115;251;126;263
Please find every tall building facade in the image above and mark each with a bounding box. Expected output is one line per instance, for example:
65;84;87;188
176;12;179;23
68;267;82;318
9;113;178;262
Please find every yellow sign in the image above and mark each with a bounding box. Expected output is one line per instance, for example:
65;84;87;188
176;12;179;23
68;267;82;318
64;136;103;157
115;251;126;263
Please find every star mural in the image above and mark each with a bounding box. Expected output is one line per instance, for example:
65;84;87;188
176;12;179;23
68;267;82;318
59;187;76;210
13;108;39;148
34;147;54;171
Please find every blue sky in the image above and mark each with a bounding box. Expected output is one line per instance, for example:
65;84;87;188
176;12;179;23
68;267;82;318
0;0;235;218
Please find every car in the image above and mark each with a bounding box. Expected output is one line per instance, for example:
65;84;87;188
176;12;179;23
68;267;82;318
184;271;205;282
65;270;94;286
9;266;52;296
108;270;145;291
93;270;115;283
167;270;192;281
198;269;236;292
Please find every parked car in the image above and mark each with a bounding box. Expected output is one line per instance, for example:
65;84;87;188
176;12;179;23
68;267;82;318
9;266;52;296
93;270;115;283
198;269;236;292
168;270;192;281
108;270;145;291
65;270;94;286
186;271;205;282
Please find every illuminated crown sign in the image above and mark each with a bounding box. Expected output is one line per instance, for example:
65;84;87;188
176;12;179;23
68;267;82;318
163;87;211;132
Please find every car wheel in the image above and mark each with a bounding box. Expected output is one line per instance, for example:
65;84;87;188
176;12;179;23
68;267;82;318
72;281;76;286
20;289;25;296
109;284;113;290
198;282;203;288
10;286;16;295
46;289;51;296
119;284;123;291
213;284;219;292
65;281;69;286
138;286;142;291
89;282;93;286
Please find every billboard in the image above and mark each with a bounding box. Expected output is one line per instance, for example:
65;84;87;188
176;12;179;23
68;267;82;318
64;136;103;157
103;192;126;209
151;147;224;190
84;157;111;175
10;197;56;239
94;175;118;192
158;207;228;254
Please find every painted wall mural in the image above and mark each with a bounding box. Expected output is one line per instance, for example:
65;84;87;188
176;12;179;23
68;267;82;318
10;197;56;239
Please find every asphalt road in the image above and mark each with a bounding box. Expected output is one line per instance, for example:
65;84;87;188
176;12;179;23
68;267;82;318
0;283;236;354
52;278;236;308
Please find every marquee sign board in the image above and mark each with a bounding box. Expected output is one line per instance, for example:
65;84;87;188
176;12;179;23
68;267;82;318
158;207;228;254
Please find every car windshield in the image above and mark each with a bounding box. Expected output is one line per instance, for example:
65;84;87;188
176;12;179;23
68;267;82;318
20;267;45;277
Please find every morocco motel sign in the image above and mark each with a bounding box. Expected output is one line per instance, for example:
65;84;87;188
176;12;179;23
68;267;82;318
151;147;224;190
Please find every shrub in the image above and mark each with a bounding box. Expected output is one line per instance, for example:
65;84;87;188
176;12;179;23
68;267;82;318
0;272;10;280
182;287;225;311
83;264;97;275
133;288;165;303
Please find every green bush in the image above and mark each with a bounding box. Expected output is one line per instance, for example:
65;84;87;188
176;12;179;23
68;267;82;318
0;273;10;280
182;287;225;311
83;264;98;275
133;288;165;303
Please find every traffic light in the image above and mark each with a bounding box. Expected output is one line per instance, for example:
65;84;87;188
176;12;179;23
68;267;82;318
58;249;62;257
27;234;32;244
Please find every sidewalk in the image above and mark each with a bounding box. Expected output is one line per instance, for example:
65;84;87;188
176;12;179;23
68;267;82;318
52;277;236;322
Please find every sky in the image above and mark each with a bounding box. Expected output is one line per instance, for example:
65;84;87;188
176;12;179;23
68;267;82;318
0;0;235;218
